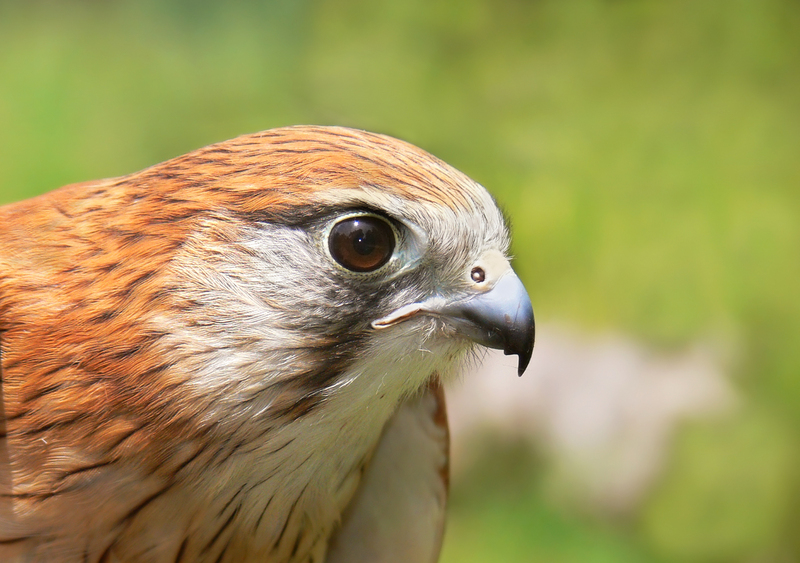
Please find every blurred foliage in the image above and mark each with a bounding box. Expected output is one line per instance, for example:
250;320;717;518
1;0;799;561
443;438;665;563
642;407;795;562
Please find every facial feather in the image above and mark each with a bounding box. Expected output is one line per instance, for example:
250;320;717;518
0;126;520;562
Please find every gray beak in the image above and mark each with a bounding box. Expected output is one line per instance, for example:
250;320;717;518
372;270;535;376
438;272;535;376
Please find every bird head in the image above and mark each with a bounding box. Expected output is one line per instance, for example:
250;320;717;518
125;127;536;419
1;125;534;437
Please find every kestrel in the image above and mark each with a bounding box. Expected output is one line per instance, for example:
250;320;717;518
0;126;534;562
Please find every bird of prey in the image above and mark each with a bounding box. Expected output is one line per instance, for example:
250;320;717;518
0;126;534;563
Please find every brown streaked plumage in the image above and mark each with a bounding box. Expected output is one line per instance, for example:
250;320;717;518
0;126;534;562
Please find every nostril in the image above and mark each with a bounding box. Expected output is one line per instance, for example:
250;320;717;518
470;267;486;283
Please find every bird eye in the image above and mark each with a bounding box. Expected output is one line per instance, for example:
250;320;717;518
329;215;396;273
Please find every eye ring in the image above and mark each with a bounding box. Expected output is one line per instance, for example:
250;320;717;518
328;214;396;273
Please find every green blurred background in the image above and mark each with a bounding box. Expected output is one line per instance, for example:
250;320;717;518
1;0;799;561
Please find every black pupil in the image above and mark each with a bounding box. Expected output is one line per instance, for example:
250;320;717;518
352;227;377;256
329;216;395;272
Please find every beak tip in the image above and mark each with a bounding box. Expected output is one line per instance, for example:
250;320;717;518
513;311;535;377
509;338;534;377
509;303;535;377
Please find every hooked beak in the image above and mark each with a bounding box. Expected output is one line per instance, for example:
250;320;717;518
372;270;535;376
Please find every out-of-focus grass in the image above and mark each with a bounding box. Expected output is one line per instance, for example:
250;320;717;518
1;0;799;561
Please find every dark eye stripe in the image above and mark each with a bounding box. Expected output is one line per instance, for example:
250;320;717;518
329;216;395;273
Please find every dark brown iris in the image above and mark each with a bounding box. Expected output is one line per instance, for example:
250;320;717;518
329;215;395;273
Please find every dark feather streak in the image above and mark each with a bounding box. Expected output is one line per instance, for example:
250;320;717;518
201;504;240;556
116;482;174;527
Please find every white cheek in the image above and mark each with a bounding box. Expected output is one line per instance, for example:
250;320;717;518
356;317;474;394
